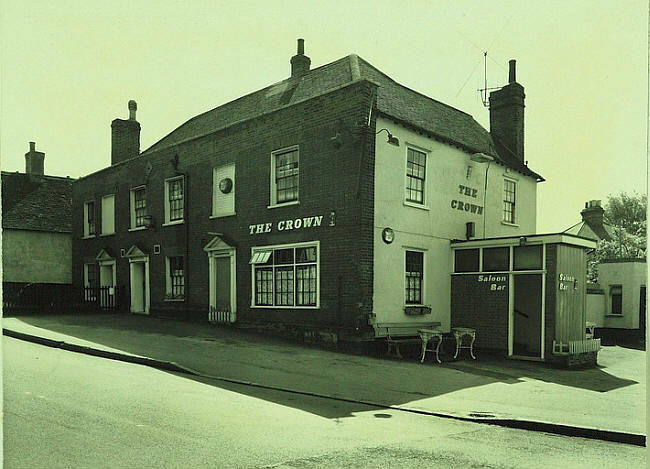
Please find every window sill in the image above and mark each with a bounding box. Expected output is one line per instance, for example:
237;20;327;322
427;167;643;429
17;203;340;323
82;235;96;240
99;232;116;237
605;314;624;317
501;221;519;227
128;226;147;232
267;200;299;209
210;212;236;219
164;297;185;302
162;220;184;227
251;305;319;309
403;201;429;211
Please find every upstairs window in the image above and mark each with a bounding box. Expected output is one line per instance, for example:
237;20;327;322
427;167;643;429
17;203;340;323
405;250;424;304
165;176;184;224
271;147;299;206
130;186;147;229
503;179;516;223
166;256;185;299
101;195;115;235
84;201;96;237
406;148;426;204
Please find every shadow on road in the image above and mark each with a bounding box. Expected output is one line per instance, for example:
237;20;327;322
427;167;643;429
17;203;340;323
10;314;640;419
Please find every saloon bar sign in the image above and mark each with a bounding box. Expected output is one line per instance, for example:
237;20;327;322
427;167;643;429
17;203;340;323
249;215;324;235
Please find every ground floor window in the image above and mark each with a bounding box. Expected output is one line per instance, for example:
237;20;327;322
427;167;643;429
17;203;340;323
166;256;185;299
251;242;318;308
610;285;622;315
405;250;424;304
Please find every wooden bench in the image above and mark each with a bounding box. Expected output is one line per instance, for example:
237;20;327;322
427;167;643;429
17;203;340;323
376;322;441;359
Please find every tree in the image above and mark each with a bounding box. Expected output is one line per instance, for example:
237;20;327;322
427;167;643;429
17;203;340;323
587;192;646;283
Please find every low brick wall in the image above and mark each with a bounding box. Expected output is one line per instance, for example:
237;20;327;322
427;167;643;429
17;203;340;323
550;351;599;369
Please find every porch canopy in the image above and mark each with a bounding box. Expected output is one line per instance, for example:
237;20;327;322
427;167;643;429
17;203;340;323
450;233;597;362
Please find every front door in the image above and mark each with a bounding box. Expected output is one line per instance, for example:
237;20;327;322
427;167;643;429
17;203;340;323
130;261;148;314
99;262;115;308
512;274;543;358
208;252;236;323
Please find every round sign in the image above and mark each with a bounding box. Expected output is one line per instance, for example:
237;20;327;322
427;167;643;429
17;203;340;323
219;177;233;194
382;227;395;244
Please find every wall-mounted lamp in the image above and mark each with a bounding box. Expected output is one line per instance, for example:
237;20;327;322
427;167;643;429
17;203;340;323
519;236;527;246
376;128;400;146
466;165;473;179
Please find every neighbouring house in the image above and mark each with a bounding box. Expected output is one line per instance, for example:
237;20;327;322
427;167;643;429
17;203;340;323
2;142;74;313
565;200;646;343
71;39;599;364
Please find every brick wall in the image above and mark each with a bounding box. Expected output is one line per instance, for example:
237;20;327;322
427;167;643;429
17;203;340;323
73;80;378;332
451;274;509;351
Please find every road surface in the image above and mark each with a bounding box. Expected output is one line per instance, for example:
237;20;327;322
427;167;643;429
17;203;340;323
4;337;645;468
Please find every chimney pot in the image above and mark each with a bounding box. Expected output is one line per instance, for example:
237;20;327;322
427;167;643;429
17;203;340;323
128;100;137;120
509;59;516;83
25;141;45;176
489;59;525;161
290;38;311;78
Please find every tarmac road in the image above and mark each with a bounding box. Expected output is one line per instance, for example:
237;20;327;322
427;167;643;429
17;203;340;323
4;336;645;469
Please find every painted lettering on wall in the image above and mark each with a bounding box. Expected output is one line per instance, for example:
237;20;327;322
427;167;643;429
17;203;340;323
450;184;483;215
249;215;324;235
558;273;577;291
477;274;507;291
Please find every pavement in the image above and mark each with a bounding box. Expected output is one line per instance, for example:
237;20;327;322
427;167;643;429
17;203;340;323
3;313;646;446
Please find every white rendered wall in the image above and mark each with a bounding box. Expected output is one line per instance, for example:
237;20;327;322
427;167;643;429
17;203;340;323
372;116;538;330
598;261;646;329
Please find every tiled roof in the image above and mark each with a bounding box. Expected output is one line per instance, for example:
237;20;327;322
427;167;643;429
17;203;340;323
563;220;616;241
2;172;74;233
142;55;543;180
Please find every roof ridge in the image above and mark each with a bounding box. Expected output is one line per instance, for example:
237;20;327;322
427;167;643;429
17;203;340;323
1;171;74;181
142;55;354;155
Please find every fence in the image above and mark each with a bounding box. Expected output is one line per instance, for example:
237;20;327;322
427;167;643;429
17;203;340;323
2;282;74;314
83;286;121;310
553;338;601;355
208;305;235;324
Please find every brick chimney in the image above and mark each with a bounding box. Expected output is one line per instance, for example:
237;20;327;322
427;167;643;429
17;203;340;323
111;100;140;165
290;38;311;78
25;141;45;176
581;200;611;240
489;59;525;161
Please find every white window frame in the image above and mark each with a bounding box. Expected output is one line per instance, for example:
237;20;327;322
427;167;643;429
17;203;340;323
165;256;185;301
83;200;96;238
403;144;430;210
250;240;320;309
404;248;426;306
503;178;517;224
100;194;115;236
269;145;300;209
129;185;147;230
164;176;185;226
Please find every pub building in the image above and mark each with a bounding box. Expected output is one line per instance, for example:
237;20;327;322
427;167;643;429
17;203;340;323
73;40;599;365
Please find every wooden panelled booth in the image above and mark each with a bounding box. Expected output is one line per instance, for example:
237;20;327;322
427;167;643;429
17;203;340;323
450;234;600;367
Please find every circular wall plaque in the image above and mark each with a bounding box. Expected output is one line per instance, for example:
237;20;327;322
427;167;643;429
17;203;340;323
382;227;395;244
219;177;233;194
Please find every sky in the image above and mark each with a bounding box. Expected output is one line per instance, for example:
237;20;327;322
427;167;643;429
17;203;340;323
1;0;647;233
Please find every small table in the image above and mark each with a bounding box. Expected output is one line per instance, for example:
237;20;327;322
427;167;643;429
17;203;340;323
419;328;443;364
452;327;476;360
